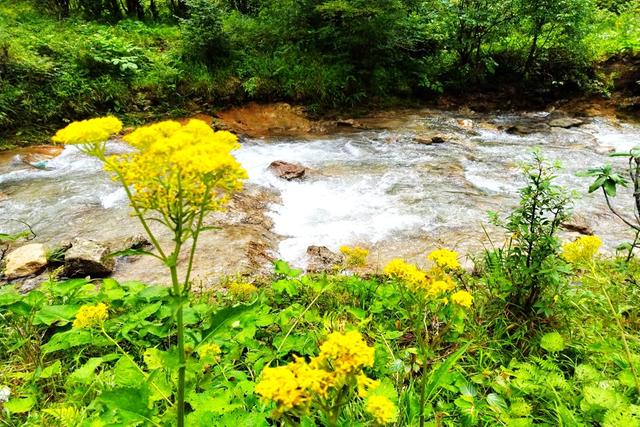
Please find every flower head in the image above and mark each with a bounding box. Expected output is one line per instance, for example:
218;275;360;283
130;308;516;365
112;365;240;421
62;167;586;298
366;395;397;424
52;117;122;145
451;290;473;308
106;119;247;215
72;303;108;329
427;249;461;270
227;282;258;301
198;343;221;359
384;259;429;291
561;235;602;264
340;245;369;267
315;331;375;375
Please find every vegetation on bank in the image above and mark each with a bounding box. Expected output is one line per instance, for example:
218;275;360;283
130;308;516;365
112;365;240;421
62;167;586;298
1;0;639;147
1;117;640;425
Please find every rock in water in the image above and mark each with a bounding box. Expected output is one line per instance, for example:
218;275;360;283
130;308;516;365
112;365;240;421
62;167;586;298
64;239;115;278
3;244;48;279
562;215;594;235
268;161;308;181
306;245;344;273
506;123;551;135
549;118;584;128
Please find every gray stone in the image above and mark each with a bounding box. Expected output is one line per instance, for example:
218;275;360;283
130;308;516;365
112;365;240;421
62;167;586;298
549;118;584;128
306;245;344;273
64;239;115;278
506;123;551;135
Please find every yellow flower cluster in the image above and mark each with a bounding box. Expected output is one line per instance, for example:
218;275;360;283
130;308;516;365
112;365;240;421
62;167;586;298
255;331;382;417
561;235;602;264
72;303;108;329
427;249;461;270
340;245;369;267
52;116;122;145
315;330;375;375
451;290;473;308
366;395;398;425
105;119;248;214
198;343;221;359
227;282;258;301
383;259;429;290
384;250;472;308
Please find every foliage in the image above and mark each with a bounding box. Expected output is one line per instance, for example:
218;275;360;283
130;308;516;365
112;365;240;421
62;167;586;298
582;145;640;260
485;151;573;318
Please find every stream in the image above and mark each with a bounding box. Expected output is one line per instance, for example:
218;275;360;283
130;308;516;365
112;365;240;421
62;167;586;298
1;109;639;281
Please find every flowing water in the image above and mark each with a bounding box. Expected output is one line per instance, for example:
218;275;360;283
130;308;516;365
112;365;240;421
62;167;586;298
1;109;640;275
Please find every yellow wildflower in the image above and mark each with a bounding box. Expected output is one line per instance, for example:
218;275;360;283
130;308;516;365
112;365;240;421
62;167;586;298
357;374;380;398
429;279;456;296
52;116;122;145
451;290;473;308
105;119;247;215
384;259;429;291
340;245;369;267
227;282;258;301
255;365;310;414
72;303;108;329
427;249;461;270
315;331;375;375
561;235;602;264
289;356;334;398
366;395;397;424
198;343;221;359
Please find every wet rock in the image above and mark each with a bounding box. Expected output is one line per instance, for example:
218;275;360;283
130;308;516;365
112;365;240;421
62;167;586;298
506;123;550;135
64;239;115;278
549;117;584;128
562;215;594;235
306;246;344;273
3;244;48;279
336;119;365;129
123;234;152;251
414;135;447;145
269;161;308;181
0;191;8;202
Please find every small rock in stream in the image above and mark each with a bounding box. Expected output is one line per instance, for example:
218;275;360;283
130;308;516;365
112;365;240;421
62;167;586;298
268;160;308;181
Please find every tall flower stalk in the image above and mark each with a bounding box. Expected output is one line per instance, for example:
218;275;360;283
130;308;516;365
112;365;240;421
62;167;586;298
52;117;247;426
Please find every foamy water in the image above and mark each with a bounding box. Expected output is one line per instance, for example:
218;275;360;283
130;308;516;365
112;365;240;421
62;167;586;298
1;111;639;267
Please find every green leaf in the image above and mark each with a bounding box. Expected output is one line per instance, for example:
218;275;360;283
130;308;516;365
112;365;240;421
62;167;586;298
424;343;469;402
42;329;109;354
540;332;565;352
487;393;508;413
33;304;80;326
39;360;62;379
0;286;21;307
4;396;36;413
603;180;618;197
67;355;118;385
113;357;146;388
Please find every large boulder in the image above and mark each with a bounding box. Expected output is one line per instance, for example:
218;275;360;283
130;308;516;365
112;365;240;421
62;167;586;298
268;161;308;181
306;245;344;273
562;214;594;235
64;239;115;278
3;243;48;279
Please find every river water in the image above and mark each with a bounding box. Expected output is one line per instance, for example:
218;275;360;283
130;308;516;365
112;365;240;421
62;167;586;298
1;109;639;274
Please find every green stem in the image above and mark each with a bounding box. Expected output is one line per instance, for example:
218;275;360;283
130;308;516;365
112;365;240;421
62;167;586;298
600;277;640;398
418;318;429;427
170;263;186;427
